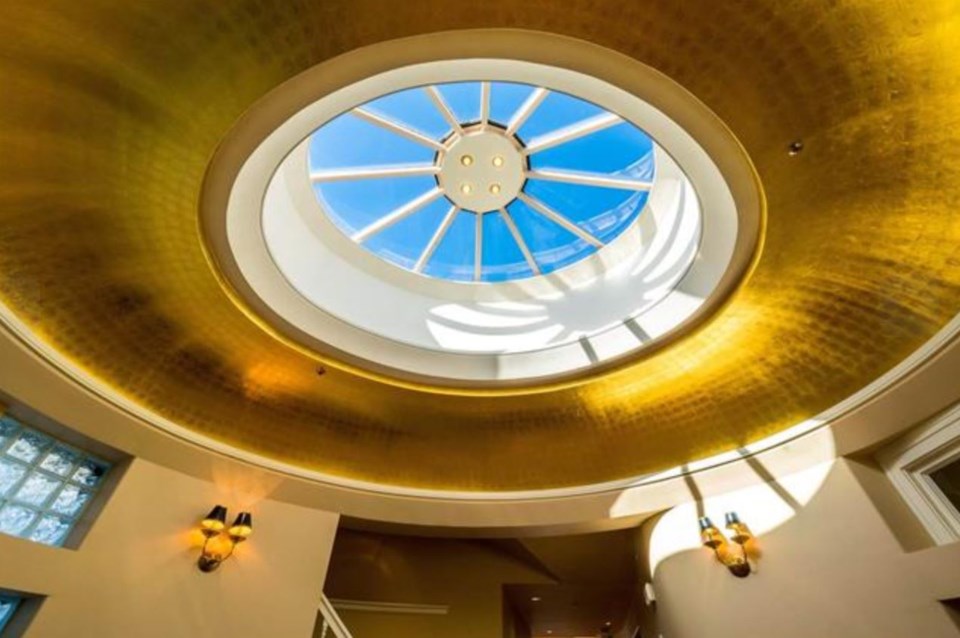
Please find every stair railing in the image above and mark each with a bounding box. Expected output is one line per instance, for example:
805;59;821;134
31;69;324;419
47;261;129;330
318;593;353;638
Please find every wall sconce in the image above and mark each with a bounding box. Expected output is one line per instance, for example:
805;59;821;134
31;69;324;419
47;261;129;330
196;505;253;573
699;512;754;578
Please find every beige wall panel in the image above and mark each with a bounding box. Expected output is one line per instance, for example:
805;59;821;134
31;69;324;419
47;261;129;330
0;458;339;638
644;459;960;638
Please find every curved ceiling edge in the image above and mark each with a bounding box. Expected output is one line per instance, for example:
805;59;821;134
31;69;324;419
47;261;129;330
1;297;957;503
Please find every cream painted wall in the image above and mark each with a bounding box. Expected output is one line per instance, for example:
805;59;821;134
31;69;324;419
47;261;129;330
0;457;339;638
319;531;551;638
640;458;960;638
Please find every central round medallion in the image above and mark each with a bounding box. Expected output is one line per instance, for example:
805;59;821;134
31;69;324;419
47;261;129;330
437;124;526;212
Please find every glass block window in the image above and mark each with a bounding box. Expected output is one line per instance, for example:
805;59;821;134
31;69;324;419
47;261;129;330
0;594;20;633
0;416;111;546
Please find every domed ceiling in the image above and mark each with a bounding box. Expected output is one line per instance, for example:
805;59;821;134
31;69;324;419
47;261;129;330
0;1;959;492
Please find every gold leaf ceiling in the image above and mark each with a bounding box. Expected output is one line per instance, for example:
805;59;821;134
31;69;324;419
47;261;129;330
0;0;958;491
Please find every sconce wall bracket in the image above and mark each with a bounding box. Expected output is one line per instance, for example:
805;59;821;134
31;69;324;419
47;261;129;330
196;505;253;573
700;513;755;578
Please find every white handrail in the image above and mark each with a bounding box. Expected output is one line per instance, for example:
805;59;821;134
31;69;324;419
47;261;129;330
319;593;353;638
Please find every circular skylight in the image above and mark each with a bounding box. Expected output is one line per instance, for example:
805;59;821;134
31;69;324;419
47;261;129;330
212;56;752;385
307;81;656;283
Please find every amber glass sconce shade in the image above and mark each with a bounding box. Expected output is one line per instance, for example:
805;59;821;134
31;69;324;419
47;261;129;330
197;505;253;573
200;505;227;537
228;512;253;543
700;512;754;578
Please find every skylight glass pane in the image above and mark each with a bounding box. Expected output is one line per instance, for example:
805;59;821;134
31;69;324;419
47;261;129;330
515;91;607;143
529;122;655;177
361;198;453;270
308;112;435;170
315;177;438;238
365;89;452;139
506;199;596;274
306;80;656;284
0;416;111;546
490;82;536;127
437;82;481;124
423;210;475;281
523;180;648;244
481;213;533;282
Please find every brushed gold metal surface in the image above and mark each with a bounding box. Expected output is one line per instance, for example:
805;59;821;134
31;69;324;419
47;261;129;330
1;1;959;491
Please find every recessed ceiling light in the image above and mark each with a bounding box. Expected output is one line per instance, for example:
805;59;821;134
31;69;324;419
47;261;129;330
460;183;473;195
489;183;501;195
492;155;504;167
460;154;474;166
530;596;541;602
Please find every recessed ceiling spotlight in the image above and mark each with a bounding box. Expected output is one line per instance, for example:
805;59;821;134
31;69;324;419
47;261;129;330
460;154;474;166
530;596;541;602
492;155;504;167
460;183;473;195
489;183;501;195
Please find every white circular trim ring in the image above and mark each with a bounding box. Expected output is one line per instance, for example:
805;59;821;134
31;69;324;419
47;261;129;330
226;60;738;383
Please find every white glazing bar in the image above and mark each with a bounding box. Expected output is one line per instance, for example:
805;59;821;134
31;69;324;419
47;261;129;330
423;86;463;136
523;112;622;155
352;107;445;151
310;164;439;183
474;212;483;281
505;87;549;136
517;193;604;248
525;169;653;191
352;188;443;243
414;205;459;272
499;207;540;275
479;81;491;128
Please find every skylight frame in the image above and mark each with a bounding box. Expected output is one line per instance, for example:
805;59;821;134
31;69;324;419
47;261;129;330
306;80;657;284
